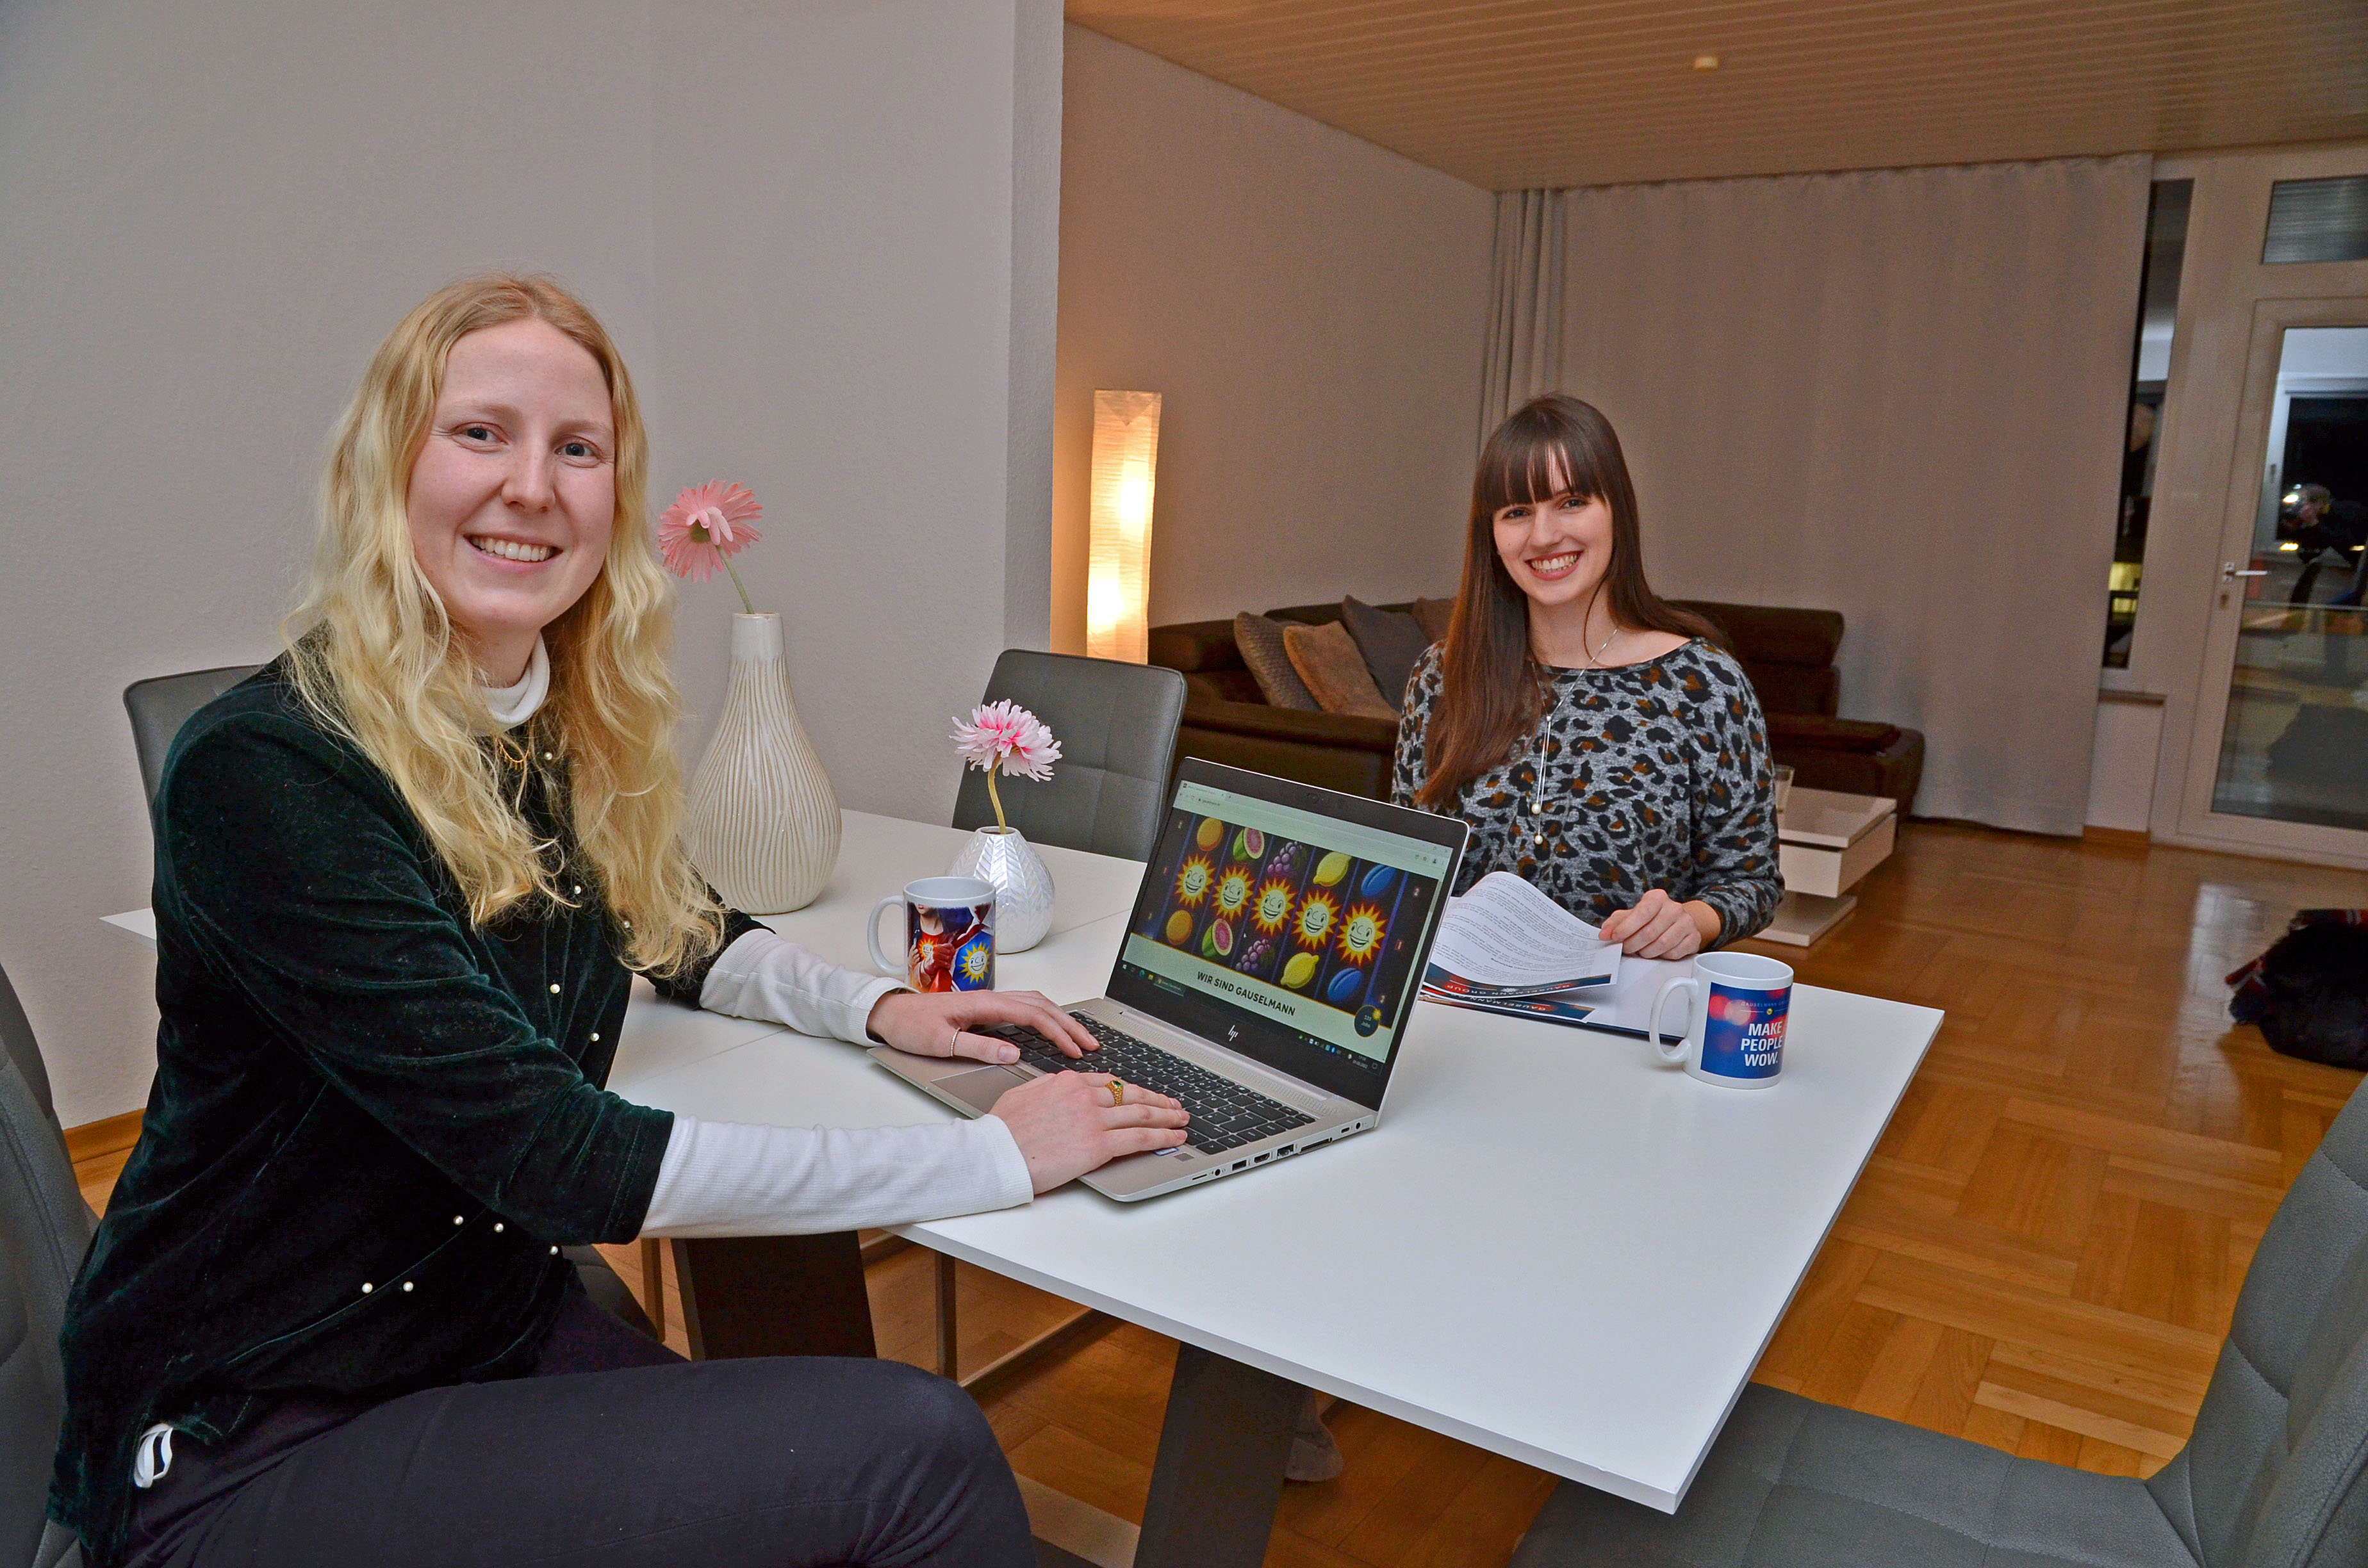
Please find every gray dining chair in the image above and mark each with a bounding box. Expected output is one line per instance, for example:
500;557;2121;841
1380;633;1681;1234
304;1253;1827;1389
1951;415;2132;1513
1512;1072;2368;1567
122;665;262;809
951;649;1188;862
1;959;92;1568
933;650;1187;1384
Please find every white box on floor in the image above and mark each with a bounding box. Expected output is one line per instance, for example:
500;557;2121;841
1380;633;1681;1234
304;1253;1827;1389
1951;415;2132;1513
1765;788;1896;945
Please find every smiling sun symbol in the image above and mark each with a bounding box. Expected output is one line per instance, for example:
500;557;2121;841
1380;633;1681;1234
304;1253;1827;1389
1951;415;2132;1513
1251;878;1295;935
1174;855;1213;906
1295;891;1338;946
956;938;992;985
1213;869;1253;919
1336;903;1386;963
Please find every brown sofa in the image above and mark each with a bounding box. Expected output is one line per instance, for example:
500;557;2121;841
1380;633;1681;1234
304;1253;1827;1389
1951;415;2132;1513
1147;598;1925;816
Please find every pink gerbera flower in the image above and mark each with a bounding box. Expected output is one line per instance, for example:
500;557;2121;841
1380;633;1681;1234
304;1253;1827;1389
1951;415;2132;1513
657;481;763;612
951;700;1062;829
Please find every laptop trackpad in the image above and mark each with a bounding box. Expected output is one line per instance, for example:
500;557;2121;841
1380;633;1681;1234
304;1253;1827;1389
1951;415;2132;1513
938;1065;1030;1115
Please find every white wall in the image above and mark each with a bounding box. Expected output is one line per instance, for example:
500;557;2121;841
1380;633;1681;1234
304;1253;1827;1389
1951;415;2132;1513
0;0;1059;1125
1051;26;1494;647
2085;695;2164;831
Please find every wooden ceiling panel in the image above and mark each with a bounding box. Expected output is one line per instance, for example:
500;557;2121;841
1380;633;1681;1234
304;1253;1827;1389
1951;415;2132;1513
1066;0;2368;189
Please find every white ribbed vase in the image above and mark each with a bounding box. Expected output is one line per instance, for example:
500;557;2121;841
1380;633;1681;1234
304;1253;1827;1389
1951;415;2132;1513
684;614;841;913
948;826;1055;952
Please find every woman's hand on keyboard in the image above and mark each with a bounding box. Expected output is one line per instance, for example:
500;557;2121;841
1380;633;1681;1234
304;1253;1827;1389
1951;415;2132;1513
987;1073;1190;1193
867;988;1098;1063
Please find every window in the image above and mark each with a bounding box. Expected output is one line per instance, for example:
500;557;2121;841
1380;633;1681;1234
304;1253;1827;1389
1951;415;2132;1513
2103;179;2192;669
2264;176;2368;266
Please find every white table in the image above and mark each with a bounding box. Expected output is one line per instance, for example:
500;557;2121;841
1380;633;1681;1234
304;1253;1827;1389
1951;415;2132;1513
605;813;1941;1550
109;808;1943;1564
1762;787;1897;947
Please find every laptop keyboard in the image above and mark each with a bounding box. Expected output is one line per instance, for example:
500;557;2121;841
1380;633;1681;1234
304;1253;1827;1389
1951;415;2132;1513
979;1014;1318;1155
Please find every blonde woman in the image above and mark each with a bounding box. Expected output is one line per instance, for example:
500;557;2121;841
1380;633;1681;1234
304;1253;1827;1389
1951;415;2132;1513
51;275;1185;1568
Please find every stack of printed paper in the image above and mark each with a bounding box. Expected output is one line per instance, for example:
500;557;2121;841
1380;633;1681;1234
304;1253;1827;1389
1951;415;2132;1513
1420;872;1690;1037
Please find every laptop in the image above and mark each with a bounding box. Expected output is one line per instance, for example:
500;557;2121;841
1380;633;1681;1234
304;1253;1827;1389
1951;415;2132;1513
869;759;1468;1200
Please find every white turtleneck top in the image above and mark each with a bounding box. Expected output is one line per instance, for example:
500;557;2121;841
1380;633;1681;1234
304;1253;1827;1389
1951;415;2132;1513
482;640;1033;1236
479;637;550;729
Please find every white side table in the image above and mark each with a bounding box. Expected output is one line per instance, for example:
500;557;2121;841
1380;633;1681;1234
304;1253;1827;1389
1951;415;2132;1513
1762;787;1896;947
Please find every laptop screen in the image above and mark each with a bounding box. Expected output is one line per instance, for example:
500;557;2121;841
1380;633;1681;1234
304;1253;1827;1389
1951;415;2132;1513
1106;760;1466;1109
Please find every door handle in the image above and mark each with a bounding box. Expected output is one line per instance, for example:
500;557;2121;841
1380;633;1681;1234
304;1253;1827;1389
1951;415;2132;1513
2221;562;2268;582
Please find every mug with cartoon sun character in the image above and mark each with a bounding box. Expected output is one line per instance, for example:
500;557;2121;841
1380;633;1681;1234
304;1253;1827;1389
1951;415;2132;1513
868;876;997;993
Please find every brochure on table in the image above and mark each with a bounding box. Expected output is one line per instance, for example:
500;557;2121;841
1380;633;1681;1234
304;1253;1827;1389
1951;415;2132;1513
1420;870;1690;1039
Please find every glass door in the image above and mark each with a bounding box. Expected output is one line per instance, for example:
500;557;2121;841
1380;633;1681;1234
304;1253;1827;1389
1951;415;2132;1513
2180;306;2368;854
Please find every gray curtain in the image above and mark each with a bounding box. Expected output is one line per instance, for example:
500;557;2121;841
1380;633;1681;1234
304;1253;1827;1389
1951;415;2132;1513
1479;188;1565;446
1519;156;2150;834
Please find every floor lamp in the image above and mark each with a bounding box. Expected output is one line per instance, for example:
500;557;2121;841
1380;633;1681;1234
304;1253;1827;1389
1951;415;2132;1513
1087;391;1162;663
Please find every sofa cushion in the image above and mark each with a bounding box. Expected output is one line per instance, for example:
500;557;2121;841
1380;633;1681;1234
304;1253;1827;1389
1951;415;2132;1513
1750;666;1843;719
1183;669;1264;706
1181;696;1399;750
1340;596;1433;711
1412;596;1455;644
1766;713;1903;754
1779;739;1923;820
1284;622;1397;719
1172;701;1397;800
1147;617;1244;674
1233;613;1320;710
1675;600;1845;668
1674;600;1846;717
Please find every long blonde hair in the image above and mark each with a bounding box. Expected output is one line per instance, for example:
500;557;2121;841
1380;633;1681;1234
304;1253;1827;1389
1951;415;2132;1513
285;274;724;977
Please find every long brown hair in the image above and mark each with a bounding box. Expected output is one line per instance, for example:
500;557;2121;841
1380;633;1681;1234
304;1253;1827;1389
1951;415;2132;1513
1415;394;1720;811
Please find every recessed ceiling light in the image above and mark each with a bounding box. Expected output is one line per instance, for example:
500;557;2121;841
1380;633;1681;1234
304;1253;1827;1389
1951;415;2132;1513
1693;54;1720;72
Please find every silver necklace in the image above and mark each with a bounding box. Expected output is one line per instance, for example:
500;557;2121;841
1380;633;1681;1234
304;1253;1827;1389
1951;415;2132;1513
1527;625;1618;842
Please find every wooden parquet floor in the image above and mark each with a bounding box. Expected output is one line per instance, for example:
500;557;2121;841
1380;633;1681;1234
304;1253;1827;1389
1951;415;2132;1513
872;823;2368;1562
74;822;2368;1566
1731;824;2366;1483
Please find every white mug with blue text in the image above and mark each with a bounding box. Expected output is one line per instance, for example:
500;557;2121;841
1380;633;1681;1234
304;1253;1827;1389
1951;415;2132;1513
1648;952;1792;1089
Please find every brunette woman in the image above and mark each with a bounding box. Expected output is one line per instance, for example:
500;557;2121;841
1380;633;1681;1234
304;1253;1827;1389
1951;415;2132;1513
50;275;1188;1568
1392;395;1780;957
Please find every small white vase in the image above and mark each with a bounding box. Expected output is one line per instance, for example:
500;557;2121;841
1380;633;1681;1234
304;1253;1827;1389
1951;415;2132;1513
948;826;1055;953
684;613;841;914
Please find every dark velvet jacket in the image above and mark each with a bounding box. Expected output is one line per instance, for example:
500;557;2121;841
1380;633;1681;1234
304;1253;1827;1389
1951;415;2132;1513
50;660;758;1563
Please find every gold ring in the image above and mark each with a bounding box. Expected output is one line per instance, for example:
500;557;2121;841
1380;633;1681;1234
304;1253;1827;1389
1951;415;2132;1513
1108;1079;1126;1107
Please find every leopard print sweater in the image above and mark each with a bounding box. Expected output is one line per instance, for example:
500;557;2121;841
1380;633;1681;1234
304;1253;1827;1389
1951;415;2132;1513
1390;639;1782;945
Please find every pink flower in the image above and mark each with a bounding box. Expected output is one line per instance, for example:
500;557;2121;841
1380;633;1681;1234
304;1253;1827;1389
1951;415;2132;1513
952;700;1062;781
656;482;762;582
